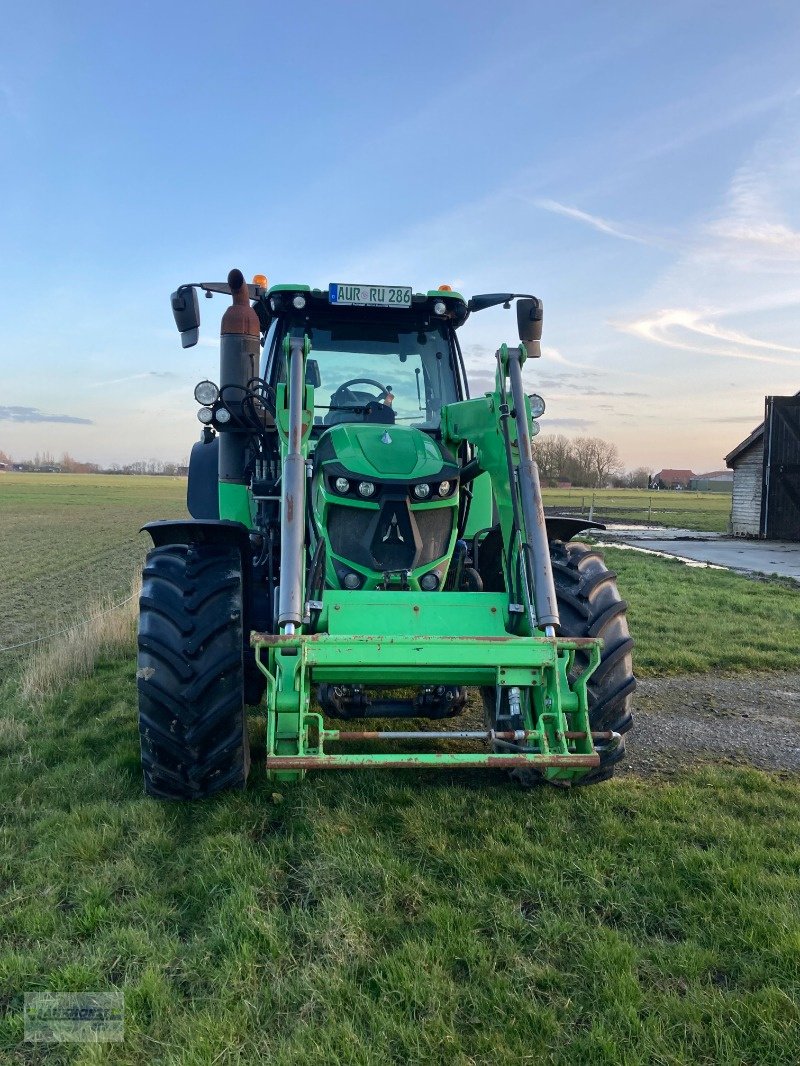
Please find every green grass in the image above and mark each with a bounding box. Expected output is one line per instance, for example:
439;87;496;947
0;474;187;654
0;656;798;1064
603;546;800;675
542;487;732;533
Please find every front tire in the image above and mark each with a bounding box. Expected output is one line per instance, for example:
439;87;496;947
137;542;250;799
549;540;635;783
482;540;635;786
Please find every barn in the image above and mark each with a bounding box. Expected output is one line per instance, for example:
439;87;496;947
725;393;800;540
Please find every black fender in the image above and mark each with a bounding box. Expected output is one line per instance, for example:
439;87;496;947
545;515;605;542
187;433;220;519
141;519;254;618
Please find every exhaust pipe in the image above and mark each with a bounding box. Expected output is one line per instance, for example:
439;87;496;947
219;269;260;485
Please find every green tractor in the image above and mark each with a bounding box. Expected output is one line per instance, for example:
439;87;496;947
137;271;634;798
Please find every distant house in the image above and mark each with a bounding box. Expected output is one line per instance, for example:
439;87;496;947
0;461;7;471
651;469;695;490
689;470;733;493
725;391;800;539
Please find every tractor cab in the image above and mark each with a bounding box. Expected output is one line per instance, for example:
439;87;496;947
262;284;470;437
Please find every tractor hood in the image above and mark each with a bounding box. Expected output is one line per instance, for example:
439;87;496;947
316;423;451;480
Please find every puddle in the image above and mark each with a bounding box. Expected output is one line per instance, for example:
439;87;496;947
596;541;728;570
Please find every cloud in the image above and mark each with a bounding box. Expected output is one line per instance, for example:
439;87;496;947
616;308;800;366
708;415;765;424
534;199;649;244
89;371;178;388
0;406;93;425
610;104;800;372
542;417;595;429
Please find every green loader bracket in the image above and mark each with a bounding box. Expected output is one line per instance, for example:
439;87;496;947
253;591;608;785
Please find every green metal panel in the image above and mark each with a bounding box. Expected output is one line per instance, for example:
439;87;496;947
320;422;448;478
463;471;493;538
218;482;254;527
321;590;511;635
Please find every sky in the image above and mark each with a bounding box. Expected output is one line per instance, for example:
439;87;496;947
1;0;799;473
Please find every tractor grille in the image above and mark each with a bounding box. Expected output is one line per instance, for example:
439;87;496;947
327;504;371;567
414;507;454;566
327;499;453;573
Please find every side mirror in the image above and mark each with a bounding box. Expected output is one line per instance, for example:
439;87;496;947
306;358;321;389
517;297;543;358
171;286;200;348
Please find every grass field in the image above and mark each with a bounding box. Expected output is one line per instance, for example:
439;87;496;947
1;473;799;1062
0;474;187;656
0;655;799;1064
541;487;732;533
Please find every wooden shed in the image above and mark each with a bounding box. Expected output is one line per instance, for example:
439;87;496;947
725;392;800;540
725;425;764;536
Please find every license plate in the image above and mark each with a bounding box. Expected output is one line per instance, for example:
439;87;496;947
329;283;412;308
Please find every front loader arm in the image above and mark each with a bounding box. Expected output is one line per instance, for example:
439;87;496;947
441;343;559;633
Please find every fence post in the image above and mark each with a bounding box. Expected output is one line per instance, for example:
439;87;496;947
648;497;652;523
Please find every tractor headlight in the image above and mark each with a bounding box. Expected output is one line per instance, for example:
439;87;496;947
433;300;447;315
438;480;451;497
528;393;546;418
334;477;350;494
420;571;440;590
197;407;214;424
358;481;376;498
194;380;219;405
215;407;231;424
413;483;431;500
293;295;307;310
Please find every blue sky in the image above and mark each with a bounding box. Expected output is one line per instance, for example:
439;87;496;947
2;0;799;471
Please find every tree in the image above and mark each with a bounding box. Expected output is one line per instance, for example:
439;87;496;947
534;434;574;484
626;466;652;490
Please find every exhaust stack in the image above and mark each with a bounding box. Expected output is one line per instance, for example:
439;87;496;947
219;269;260;484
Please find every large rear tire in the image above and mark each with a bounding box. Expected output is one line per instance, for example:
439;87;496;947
137;543;250;800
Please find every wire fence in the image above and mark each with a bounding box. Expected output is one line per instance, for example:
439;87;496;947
543;493;732;533
0;593;138;658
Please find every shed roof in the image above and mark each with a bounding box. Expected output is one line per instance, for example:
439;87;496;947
725;423;764;467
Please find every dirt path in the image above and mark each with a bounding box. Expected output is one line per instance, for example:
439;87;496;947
621;672;800;777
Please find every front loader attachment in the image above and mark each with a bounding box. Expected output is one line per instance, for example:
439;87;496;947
253;590;617;785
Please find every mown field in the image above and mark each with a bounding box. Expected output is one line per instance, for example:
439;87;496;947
0;474;187;657
541;487;732;533
1;472;799;1062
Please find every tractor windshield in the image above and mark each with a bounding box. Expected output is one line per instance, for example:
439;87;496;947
276;319;460;431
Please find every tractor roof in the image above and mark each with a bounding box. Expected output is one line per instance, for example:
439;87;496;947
264;284;470;329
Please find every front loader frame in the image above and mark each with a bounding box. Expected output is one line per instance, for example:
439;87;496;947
253;591;611;785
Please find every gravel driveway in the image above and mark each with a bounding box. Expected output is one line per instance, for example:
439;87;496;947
621;671;800;777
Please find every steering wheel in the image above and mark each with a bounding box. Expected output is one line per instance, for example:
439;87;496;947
332;377;391;405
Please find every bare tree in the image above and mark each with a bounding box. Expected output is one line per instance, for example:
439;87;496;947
534;434;574;483
626;466;652;489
